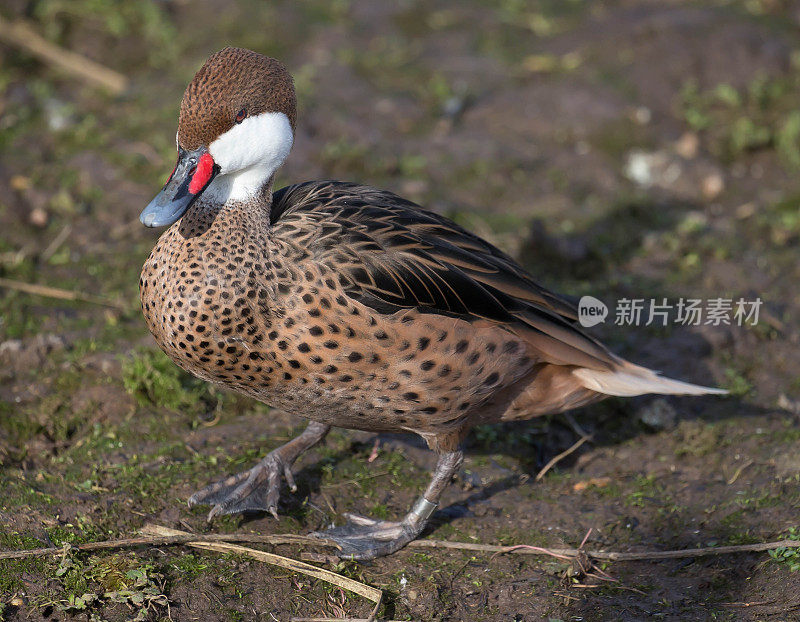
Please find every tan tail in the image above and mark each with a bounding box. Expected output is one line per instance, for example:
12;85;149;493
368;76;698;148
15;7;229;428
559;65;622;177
572;363;727;398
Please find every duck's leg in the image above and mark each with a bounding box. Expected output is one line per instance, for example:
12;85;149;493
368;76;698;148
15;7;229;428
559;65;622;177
189;421;330;520
312;450;463;560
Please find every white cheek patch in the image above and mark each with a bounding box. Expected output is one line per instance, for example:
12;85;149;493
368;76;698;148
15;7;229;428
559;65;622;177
209;111;293;178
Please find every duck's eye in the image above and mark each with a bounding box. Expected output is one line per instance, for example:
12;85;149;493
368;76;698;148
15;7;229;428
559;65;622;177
235;108;247;124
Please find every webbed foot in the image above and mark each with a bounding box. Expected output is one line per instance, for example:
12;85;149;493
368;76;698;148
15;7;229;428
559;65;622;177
188;421;330;520
309;450;463;560
311;513;424;560
188;450;295;519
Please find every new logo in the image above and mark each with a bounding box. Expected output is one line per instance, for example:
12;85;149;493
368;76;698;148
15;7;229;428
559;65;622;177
578;296;608;327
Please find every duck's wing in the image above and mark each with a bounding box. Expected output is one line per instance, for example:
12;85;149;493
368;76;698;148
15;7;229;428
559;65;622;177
271;181;619;371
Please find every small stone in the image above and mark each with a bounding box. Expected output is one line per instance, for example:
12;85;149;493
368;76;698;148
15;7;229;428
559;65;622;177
701;173;724;200
778;393;800;415
735;202;756;219
0;340;22;355
10;175;31;191
632;106;652;125
638;398;678;430
674;132;699;159
28;206;49;228
442;95;466;119
624;149;667;187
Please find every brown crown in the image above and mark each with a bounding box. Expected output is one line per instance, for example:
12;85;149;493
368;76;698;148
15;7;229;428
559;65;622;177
177;47;297;151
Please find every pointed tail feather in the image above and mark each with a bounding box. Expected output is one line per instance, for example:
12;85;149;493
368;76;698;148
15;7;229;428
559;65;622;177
572;363;727;397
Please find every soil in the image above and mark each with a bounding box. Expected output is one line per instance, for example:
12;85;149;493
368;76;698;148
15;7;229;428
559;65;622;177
1;1;800;620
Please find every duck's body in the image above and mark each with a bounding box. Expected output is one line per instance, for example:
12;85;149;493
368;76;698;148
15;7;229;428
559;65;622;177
142;180;611;448
139;48;724;559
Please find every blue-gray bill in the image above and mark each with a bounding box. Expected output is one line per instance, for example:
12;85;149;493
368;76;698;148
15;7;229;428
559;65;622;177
139;147;218;228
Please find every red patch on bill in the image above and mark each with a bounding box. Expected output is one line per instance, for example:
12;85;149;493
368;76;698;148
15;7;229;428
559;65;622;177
188;152;215;194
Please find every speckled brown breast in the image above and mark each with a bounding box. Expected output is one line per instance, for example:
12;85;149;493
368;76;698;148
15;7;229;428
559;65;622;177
139;192;559;442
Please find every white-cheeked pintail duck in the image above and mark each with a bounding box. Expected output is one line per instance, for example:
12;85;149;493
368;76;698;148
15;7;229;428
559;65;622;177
139;47;725;559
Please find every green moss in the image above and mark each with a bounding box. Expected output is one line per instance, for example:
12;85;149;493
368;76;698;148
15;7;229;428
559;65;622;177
0;475;56;510
0;532;47;594
370;503;389;519
674;420;724;458
679;74;800;167
32;0;178;68
121;347;217;411
169;553;212;580
721;367;754;398
625;474;666;508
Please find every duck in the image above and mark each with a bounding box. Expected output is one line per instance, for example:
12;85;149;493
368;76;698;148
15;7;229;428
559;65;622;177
139;47;726;560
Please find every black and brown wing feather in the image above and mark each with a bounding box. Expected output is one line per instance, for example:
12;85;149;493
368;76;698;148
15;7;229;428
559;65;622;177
271;181;619;371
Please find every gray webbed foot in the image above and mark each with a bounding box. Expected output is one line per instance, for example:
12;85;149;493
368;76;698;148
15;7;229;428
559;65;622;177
309;450;463;560
188;451;294;520
188;421;330;521
310;513;424;560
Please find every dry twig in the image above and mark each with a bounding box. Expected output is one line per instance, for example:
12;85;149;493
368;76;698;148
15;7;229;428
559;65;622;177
535;435;590;481
2;525;798;565
726;459;754;485
0;17;127;94
0;277;126;310
41;225;72;263
412;538;800;561
0;531;324;560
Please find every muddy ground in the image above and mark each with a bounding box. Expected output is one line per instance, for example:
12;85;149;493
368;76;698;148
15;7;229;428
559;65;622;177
1;1;800;620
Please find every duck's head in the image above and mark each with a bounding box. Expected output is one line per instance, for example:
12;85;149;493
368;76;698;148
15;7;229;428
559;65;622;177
140;47;296;227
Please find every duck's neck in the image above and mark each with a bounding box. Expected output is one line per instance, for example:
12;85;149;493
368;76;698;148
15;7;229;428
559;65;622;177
203;165;276;205
177;176;273;240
